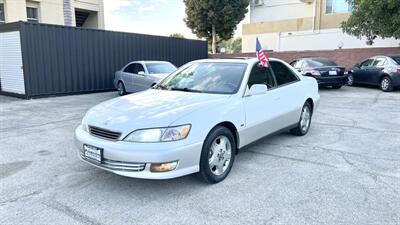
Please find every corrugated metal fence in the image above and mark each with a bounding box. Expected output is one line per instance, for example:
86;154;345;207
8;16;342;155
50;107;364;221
2;22;208;98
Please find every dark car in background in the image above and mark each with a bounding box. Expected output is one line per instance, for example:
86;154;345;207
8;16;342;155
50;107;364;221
348;56;400;92
290;57;347;89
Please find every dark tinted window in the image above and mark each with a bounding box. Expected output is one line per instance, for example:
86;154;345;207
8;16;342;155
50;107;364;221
0;4;5;24
360;59;374;67
270;61;299;86
26;7;38;23
123;63;136;73
134;64;145;74
159;62;247;94
248;64;276;89
306;58;338;67
390;56;400;65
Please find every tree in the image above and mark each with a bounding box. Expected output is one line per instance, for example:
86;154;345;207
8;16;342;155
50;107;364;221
184;0;248;54
219;37;242;53
341;0;400;45
169;33;185;39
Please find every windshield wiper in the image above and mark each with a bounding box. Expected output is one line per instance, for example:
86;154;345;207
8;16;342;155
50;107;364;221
154;84;168;90
170;87;203;93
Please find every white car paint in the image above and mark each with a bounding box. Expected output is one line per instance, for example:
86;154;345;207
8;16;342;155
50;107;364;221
75;58;320;179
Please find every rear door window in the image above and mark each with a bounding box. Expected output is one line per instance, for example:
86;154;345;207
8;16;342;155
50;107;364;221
270;61;299;86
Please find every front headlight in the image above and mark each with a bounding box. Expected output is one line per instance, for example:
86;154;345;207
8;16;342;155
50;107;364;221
81;116;89;132
123;124;191;143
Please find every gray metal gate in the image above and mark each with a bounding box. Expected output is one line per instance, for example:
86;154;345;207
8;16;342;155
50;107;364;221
0;22;208;98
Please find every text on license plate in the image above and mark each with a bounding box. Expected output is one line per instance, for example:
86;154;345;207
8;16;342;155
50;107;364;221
83;145;102;162
329;71;337;75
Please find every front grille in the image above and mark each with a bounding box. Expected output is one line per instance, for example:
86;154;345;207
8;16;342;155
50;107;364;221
102;159;146;171
89;126;121;141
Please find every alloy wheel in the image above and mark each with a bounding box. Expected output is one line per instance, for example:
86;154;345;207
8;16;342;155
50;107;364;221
381;78;390;91
208;135;232;176
300;106;311;133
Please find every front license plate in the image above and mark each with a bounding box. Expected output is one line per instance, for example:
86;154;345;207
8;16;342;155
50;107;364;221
83;145;102;163
329;71;337;75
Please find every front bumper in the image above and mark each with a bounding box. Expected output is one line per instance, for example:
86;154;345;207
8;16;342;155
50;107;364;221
314;75;348;86
74;125;202;179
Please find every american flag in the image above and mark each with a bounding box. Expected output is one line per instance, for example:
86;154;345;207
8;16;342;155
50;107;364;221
256;37;269;67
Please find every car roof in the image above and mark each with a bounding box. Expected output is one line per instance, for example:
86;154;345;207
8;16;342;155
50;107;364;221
191;57;284;65
131;61;173;64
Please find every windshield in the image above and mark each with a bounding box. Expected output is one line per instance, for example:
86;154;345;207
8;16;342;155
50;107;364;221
146;63;177;74
390;56;400;65
306;58;338;67
158;62;247;94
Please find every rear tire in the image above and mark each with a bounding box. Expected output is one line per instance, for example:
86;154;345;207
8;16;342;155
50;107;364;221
380;76;393;92
198;126;236;184
291;101;313;136
117;82;126;96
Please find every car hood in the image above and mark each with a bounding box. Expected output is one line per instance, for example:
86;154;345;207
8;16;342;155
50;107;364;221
84;89;230;135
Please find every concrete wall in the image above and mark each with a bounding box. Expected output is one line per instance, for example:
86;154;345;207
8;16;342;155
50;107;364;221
209;47;400;70
243;29;400;52
1;0;104;28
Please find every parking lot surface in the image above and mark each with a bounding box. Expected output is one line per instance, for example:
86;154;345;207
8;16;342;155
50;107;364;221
1;86;399;225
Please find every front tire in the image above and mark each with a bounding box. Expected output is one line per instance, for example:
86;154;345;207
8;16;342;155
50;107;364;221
117;82;126;96
291;101;312;136
380;76;393;92
199;126;236;184
347;74;354;86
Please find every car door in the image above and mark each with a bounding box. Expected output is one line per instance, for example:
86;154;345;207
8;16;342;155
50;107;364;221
369;57;387;85
131;63;154;92
354;58;374;84
241;63;281;145
269;61;304;128
121;63;136;92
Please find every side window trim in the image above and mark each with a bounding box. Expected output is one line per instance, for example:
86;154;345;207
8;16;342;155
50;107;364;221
244;62;278;93
270;60;300;89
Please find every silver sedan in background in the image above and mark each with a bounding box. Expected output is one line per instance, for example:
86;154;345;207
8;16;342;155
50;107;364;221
114;61;177;95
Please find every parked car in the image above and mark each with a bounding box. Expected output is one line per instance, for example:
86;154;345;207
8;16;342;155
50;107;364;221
75;58;320;183
348;55;400;92
290;57;348;89
114;61;177;95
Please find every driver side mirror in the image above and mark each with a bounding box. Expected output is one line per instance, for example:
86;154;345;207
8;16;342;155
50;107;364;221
246;84;268;96
138;71;145;75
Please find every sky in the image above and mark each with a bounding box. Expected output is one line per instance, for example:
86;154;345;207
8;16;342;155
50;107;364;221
103;0;249;40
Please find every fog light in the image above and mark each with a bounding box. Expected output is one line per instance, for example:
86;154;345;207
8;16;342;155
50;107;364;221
150;161;178;172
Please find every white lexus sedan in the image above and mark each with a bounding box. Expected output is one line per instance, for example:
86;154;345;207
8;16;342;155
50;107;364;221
75;58;320;183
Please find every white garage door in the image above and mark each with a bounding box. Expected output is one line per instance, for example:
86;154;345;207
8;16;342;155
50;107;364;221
0;31;25;95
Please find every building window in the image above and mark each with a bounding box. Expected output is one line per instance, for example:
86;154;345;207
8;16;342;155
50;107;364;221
326;0;352;14
0;3;5;24
26;7;39;23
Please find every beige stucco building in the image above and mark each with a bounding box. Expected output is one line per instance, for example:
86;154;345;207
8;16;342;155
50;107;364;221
0;0;104;29
242;0;399;52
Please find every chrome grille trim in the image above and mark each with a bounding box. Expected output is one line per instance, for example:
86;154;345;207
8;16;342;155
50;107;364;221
102;159;146;171
89;126;121;141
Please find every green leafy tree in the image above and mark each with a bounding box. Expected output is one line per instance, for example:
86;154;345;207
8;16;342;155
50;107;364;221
184;0;248;54
169;33;185;39
341;0;400;45
219;37;242;53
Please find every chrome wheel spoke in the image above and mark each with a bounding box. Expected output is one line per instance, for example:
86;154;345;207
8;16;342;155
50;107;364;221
209;135;232;176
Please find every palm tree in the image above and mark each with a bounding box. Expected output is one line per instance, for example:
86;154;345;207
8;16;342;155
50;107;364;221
63;0;75;26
